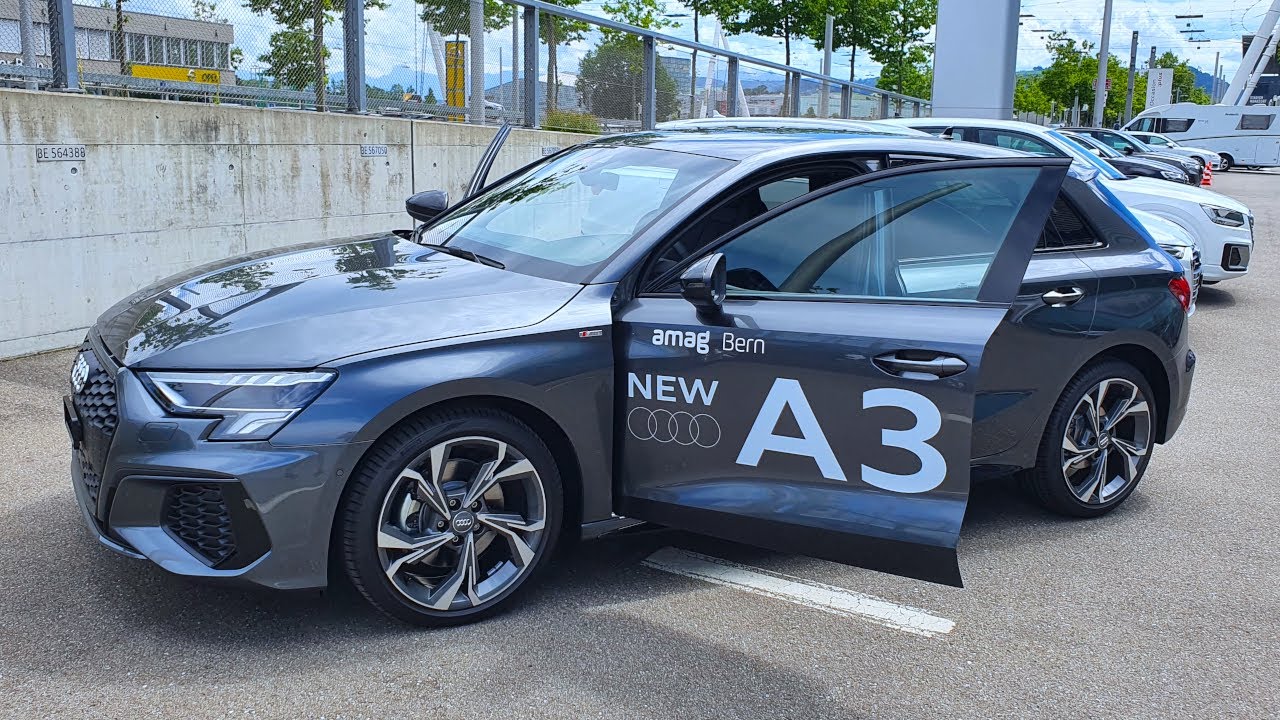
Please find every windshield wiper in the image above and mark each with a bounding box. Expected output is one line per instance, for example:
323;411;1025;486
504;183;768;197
419;243;505;269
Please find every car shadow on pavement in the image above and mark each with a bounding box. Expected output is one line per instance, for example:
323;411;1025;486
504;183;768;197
1195;286;1236;310
0;494;870;718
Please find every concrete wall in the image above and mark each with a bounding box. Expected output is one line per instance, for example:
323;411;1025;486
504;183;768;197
0;89;590;358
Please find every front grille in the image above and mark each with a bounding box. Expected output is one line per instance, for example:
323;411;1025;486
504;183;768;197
77;451;102;507
165;484;238;566
1191;247;1203;274
71;343;118;436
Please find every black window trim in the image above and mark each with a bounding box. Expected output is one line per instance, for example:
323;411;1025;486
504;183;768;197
1034;194;1107;254
639;156;1072;306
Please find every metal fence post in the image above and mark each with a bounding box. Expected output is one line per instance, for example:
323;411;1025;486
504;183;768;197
46;0;79;91
641;35;656;129
522;5;540;128
726;57;739;116
878;93;890;119
788;72;800;117
839;85;851;119
912;101;921;118
469;0;485;125
344;0;366;113
18;0;37;89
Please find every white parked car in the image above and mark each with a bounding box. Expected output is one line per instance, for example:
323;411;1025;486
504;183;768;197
1126;130;1224;171
1131;208;1202;315
878;118;1254;284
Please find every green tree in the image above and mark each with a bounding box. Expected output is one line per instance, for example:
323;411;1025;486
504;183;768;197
577;33;678;121
1013;74;1051;115
703;0;821;109
865;0;936;100
415;0;510;37
425;87;438;104
538;0;591;112
1154;51;1211;105
245;0;388;109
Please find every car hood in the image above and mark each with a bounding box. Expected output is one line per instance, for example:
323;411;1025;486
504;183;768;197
1117;155;1185;174
1130;208;1194;248
1111;176;1251;214
96;234;583;369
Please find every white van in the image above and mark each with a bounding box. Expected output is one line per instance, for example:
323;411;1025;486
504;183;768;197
1125;103;1280;170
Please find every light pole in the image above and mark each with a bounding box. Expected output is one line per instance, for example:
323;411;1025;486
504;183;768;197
1092;0;1114;126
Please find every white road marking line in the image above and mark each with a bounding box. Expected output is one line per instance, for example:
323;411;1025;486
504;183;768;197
642;547;955;638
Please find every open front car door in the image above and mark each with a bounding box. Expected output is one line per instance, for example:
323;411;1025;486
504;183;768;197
614;158;1072;587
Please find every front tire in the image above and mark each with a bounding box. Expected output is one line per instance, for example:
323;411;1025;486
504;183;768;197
341;408;563;627
1026;361;1157;518
1219;154;1233;171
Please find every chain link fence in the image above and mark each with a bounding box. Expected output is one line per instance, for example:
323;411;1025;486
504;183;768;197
0;0;929;126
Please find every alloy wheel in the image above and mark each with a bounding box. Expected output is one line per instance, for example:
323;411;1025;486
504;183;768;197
1061;378;1152;505
376;435;547;612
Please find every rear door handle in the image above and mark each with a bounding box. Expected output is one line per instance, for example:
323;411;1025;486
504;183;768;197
873;352;968;379
1042;286;1086;307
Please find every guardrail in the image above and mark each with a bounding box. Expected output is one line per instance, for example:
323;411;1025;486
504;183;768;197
3;0;930;129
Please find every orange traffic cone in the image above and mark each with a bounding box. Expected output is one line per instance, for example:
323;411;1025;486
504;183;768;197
1201;164;1213;187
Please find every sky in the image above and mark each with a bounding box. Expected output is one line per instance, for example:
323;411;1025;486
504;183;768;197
112;0;1274;92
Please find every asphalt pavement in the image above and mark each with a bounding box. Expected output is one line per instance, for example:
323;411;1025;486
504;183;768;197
1;172;1276;719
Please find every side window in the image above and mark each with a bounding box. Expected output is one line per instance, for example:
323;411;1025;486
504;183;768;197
979;129;1060;156
1159;118;1195;133
1095;133;1132;153
1131;117;1155;133
713;166;1042;302
1036;197;1100;251
1144;134;1170;146
1238;114;1274;131
648;165;864;281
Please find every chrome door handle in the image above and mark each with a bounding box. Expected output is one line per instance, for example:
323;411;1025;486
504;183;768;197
873;352;968;379
1042;287;1086;307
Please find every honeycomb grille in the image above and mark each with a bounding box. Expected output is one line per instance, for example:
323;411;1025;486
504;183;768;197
164;485;237;566
71;344;118;436
77;451;102;507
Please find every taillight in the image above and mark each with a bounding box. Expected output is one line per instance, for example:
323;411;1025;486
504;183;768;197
1169;276;1192;313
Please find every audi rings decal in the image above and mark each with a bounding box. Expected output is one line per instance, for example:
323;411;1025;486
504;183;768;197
627;407;722;448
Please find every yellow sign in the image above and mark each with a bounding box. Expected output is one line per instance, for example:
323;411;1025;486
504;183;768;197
445;40;466;122
130;64;221;85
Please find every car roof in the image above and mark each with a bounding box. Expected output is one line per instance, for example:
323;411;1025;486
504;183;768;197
580;128;1026;161
656;117;932;136
879;117;1056;133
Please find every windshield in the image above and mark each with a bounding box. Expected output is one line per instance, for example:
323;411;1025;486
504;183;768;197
1048;131;1127;181
425;145;735;282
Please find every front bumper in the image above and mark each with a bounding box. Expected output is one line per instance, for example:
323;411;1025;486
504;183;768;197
66;337;368;590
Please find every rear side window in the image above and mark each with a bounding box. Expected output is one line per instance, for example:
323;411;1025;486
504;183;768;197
980;129;1061;156
1037;197;1100;251
1238;114;1274;131
1159;118;1195;133
1131;117;1155;132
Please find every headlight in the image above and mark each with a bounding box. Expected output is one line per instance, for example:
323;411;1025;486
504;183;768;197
1158;243;1188;260
1160;170;1186;182
1201;204;1247;228
139;371;335;440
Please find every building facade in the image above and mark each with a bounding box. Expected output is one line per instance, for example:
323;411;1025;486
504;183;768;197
0;0;234;85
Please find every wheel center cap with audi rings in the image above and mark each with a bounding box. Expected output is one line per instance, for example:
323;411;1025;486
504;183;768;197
1097;433;1111;449
450;510;477;534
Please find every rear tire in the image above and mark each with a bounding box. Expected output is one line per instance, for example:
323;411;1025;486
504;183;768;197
341;408;563;627
1026;361;1157;518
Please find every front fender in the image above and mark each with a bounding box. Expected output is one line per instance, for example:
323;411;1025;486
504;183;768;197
271;285;618;534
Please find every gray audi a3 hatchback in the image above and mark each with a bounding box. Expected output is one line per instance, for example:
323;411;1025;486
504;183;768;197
65;128;1194;626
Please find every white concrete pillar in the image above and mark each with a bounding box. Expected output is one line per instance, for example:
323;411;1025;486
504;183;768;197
930;0;1019;119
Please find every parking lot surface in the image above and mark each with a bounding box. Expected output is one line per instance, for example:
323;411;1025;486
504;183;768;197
1;173;1276;720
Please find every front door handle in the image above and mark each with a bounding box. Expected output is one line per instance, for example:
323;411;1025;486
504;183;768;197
873;352;968;379
1042;286;1086;307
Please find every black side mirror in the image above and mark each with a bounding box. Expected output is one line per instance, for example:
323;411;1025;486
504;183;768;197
680;253;727;318
406;190;449;224
1122;146;1134;155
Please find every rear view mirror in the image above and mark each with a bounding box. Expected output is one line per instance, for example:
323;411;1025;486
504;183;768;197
406;190;449;224
680;253;727;318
